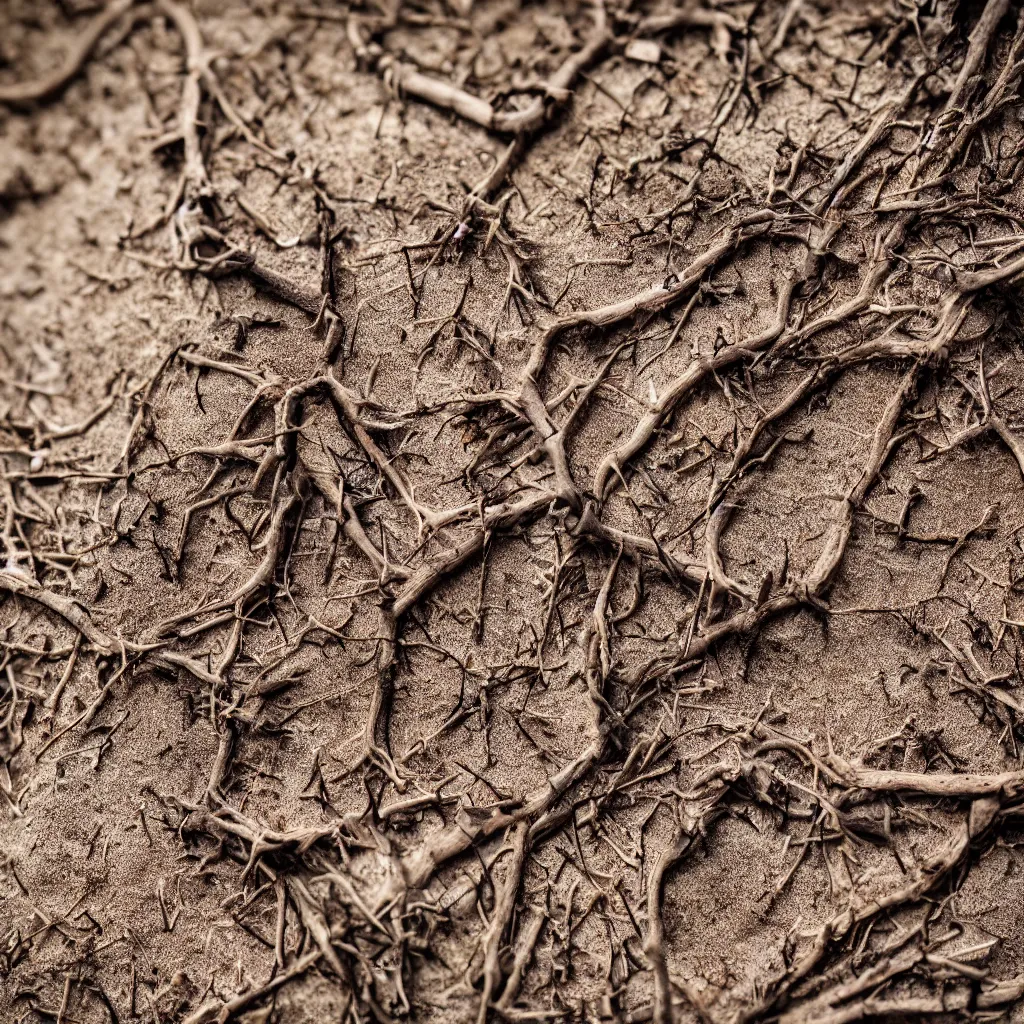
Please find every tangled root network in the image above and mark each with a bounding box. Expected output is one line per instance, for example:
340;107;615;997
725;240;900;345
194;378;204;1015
4;0;1024;1022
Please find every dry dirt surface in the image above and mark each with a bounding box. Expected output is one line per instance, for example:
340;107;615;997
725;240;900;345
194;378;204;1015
5;0;1024;1022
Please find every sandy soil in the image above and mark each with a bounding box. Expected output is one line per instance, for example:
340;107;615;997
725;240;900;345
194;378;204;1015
3;1;1024;1022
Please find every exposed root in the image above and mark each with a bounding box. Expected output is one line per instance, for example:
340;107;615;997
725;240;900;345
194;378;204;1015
0;0;138;106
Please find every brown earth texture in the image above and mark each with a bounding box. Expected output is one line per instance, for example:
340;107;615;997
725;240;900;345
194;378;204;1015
4;0;1024;1022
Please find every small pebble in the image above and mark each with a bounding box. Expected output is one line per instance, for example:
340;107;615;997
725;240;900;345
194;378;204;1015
625;39;662;64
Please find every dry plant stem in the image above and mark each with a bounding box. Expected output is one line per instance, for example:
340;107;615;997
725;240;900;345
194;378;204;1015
948;0;1012;108
636;5;740;40
705;367;819;516
158;0;286;190
764;0;803;59
777;944;929;1024
0;572;220;688
391;490;555;616
646;839;688;1024
679;363;920;662
299;452;410;581
574;503;705;586
275;374;461;535
286;876;349;978
942;348;1024;479
494;913;545;1012
490;212;777;510
43;635;80;714
477;821;528;1023
790;990;1024;1024
243;255;323;315
646;767;737;1024
990;417;1024;481
179;363;581;793
803;366;920;594
492;1;610;135
319;378;451;532
157;0;212;205
0;0;137;105
813;75;923;216
593;265;793;500
206;723;234;805
535;213;775;388
41;385;122;443
823;755;1024;799
159;493;299;632
380;0;610;136
382;61;493;129
361;604;402;787
705;503;753;606
680;590;799;663
184;801;336;872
